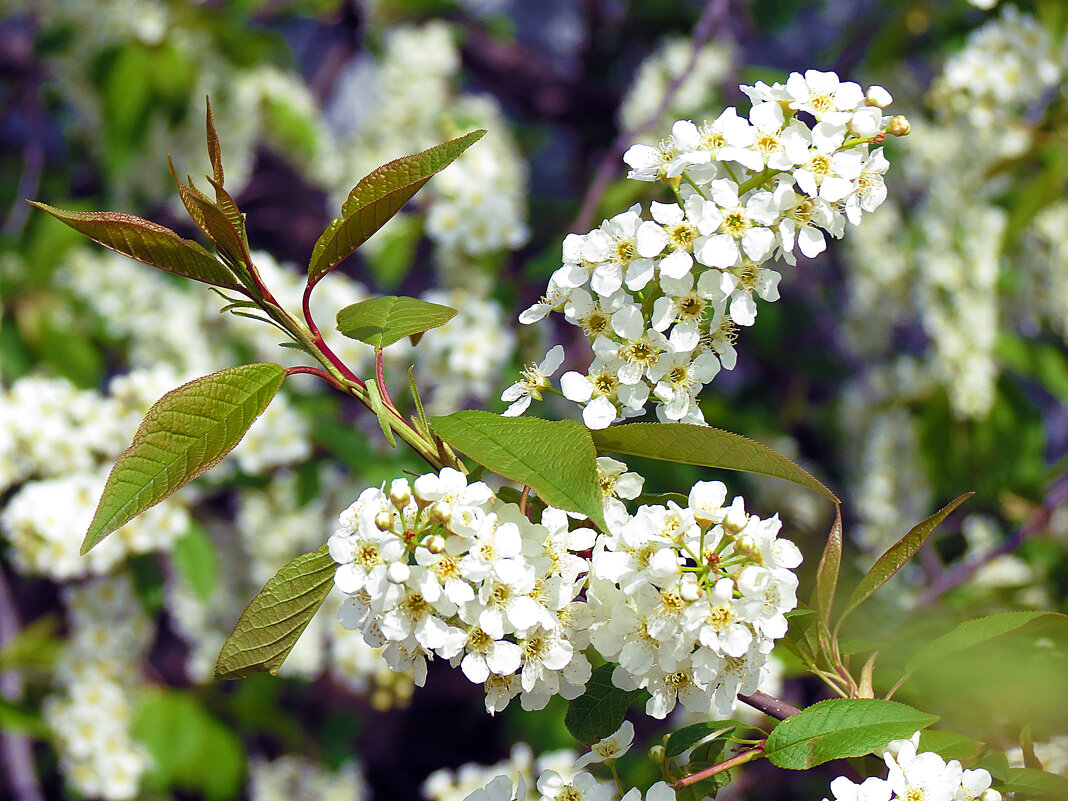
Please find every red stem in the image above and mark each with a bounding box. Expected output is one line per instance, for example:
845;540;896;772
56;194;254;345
284;365;345;390
375;348;398;411
673;743;765;789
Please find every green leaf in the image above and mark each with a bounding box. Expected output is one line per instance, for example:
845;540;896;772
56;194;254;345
172;524;220;603
133;689;245;801
564;663;644;744
336;295;457;349
0;697;49;737
27;202;240;290
763;698;938;770
906;612;1068;674
839;493;973;624
213;545;335;679
308;130;486;284
783;607;820;665
916;730;984;763
815;505;843;629
431;411;606;530
974;749;1011;782
1001;768;1068;800
0;615;61;676
82;363;285;554
590;423;840;504
366;378;397;447
665;720;743;758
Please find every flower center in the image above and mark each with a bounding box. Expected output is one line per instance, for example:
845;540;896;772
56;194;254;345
591;368;618;396
722;210;751;239
810;93;833;114
808;154;831;179
666;671;691;689
756;132;779;153
583;309;612;337
677;293;707;323
623;339;660;368
467;629;492;654
669;223;698;250
613;239;636;263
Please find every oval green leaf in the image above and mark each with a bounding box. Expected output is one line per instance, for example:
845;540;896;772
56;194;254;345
430;411;606;531
28;201;240;290
590;423;840;504
336;296;458;349
906;611;1068;674
308;130;486;284
916;730;984;763
213;545;335;680
564;663;644;744
840;493;974;623
763;698;938;770
82;363;285;554
1001;768;1068;800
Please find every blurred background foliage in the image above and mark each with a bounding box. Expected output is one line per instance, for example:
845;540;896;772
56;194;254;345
1;0;1067;799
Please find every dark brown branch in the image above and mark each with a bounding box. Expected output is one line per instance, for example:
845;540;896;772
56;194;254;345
737;690;801;720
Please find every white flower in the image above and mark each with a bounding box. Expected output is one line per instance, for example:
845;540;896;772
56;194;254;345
823;775;892;801
785;70;865;125
501;345;565;416
536;770;613;801
464;774;526;801
573;721;635;769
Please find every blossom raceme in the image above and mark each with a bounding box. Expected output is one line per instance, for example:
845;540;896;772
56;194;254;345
514;69;902;428
330;467;800;718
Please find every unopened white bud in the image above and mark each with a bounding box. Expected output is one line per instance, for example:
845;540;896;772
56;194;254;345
887;114;910;137
375;510;395;531
866;85;893;108
390;479;411;509
429;501;452;525
413;474;440;506
425;534;446;554
386;561;411;584
680;582;702;602
980;790;1002;801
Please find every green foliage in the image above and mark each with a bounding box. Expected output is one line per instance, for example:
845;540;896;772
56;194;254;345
906;611;1068;674
172;524;221;603
838;494;973;625
134;690;245;801
763;699;938;770
431;411;606;530
308;130;486;284
664;720;744;759
82;363;286;554
336;295;458;348
27;202;241;290
564;663;645;744
915;730;984;763
815;506;843;629
590;423;840;504
1000;767;1068;800
213;545;335;679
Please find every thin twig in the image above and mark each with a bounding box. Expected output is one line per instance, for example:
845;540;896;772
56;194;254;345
571;0;732;233
284;365;345;390
673;743;765;789
914;470;1068;607
0;567;45;801
736;690;801;720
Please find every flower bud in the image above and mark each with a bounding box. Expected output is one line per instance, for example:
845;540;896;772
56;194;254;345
865;85;893;108
375;510;395;531
429;500;452;525
647;745;666;767
887;114;911;137
424;534;446;554
390;479;411;509
680;582;702;602
386;561;411;584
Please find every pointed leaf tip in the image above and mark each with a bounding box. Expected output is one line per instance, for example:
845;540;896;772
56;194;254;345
82;363;285;554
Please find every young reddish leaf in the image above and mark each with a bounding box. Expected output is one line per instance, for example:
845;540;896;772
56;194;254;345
213;545;335;679
591;423;840;504
205;175;248;250
205;96;224;186
335;295;458;348
168;157;213;239
28;202;240;290
186;190;251;267
308;130;486;285
839;493;974;624
82;363;285;554
815;505;843;628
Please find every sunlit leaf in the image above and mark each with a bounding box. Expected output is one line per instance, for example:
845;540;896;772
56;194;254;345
906;612;1068;674
431;411;606;530
82;363;285;554
308;130;486;284
590;423;839;504
764;698;938;770
839;494;973;623
213;546;335;679
336;295;457;349
28;202;240;289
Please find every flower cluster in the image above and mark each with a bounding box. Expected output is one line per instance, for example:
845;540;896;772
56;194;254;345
824;733;1001;801
330;465;798;718
518;70;900;428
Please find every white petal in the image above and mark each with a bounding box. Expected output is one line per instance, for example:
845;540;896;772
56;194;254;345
583;396;618;429
636;220;670;257
560;371;594;402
